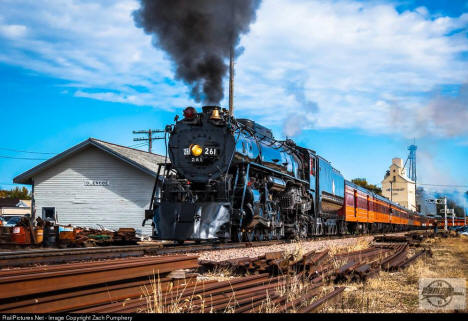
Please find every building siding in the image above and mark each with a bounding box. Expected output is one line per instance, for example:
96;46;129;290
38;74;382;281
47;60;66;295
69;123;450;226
381;158;416;212
33;146;154;235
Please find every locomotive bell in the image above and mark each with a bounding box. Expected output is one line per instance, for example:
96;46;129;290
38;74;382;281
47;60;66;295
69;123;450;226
210;108;222;120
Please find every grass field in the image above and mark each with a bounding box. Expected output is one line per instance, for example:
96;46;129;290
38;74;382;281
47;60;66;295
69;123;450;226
322;235;468;313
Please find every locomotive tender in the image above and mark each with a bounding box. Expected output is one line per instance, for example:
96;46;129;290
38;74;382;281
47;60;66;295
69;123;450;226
146;106;430;242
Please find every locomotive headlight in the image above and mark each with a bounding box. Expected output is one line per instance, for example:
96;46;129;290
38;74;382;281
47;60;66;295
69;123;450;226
190;144;203;157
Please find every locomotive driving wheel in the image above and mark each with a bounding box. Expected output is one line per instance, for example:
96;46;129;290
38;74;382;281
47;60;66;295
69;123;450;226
231;226;244;242
269;209;282;240
237;230;245;242
267;230;273;241
299;222;308;239
273;228;280;240
269;228;277;240
255;229;264;241
246;229;255;242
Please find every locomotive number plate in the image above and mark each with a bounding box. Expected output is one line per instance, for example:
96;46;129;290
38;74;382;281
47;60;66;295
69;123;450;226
184;147;218;156
204;147;217;156
191;157;203;162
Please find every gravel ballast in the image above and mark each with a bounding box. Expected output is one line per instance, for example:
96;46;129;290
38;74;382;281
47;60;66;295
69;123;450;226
197;236;374;262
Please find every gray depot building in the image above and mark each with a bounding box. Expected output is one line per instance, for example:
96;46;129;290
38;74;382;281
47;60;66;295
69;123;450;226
14;138;164;236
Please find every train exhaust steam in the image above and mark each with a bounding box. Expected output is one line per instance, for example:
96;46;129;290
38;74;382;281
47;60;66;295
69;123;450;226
133;0;262;104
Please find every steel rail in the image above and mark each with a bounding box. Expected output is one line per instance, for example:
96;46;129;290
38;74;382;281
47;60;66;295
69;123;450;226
399;249;427;269
276;286;322;313
0;255;198;299
246;292;289;313
0;277;212;314
191;289;274;312
234;293;281;313
298;287;345;313
189;280;289;310
0;240;285;268
0;255;189;278
79;274;273;313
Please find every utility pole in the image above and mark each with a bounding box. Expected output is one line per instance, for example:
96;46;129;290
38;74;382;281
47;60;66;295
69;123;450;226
228;45;235;117
228;1;235;118
426;197;448;231
443;208;455;228
444;197;448;231
464;196;467;226
132;129;165;153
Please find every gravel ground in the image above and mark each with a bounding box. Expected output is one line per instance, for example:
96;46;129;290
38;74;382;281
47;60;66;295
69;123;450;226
197;236;375;262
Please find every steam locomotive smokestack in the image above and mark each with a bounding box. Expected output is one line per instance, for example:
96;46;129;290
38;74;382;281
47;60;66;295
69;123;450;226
229;45;235;117
133;0;261;104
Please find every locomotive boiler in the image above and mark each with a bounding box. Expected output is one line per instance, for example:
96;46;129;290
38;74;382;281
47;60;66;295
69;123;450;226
146;105;346;242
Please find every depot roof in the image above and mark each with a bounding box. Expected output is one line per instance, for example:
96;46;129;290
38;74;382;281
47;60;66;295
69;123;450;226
14;138;167;185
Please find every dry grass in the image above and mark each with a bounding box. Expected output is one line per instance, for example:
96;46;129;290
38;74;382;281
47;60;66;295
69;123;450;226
321;236;468;313
141;272;281;313
328;237;371;257
197;266;239;281
281;239;306;261
256;274;325;313
284;237;371;263
328;237;373;269
253;292;277;313
141;274;201;313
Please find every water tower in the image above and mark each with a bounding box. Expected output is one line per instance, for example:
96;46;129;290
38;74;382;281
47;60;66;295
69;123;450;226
404;142;417;183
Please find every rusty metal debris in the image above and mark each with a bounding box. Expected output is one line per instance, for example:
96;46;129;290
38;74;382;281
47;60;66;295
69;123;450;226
0;255;199;300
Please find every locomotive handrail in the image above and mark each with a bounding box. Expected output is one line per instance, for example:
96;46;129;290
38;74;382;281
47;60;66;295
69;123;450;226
149;163;163;211
239;163;251;218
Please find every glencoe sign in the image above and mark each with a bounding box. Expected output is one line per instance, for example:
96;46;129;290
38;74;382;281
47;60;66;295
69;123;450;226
84;180;110;186
419;278;466;310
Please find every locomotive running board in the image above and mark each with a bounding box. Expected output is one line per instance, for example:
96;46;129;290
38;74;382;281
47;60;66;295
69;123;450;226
248;161;309;185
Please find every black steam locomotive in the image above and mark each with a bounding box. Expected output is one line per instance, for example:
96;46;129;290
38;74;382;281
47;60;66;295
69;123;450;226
145;105;346;242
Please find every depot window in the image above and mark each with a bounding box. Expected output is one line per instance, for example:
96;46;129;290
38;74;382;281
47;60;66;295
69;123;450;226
42;207;56;221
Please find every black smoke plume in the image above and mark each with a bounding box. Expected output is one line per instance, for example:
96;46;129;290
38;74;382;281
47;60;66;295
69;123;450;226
133;0;262;104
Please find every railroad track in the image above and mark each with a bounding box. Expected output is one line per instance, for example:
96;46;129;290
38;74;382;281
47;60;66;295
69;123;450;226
0;240;282;268
0;231;436;313
0;231;413;268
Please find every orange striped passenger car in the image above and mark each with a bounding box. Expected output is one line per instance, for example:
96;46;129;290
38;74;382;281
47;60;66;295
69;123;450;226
338;180;431;233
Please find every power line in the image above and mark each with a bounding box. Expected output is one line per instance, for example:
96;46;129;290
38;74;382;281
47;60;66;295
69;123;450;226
128;142;148;148
0;147;57;155
132;129;165;153
419;183;468;188
131;144;149;150
0;155;48;161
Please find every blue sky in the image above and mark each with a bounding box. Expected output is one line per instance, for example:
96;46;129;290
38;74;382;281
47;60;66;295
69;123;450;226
0;0;467;204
